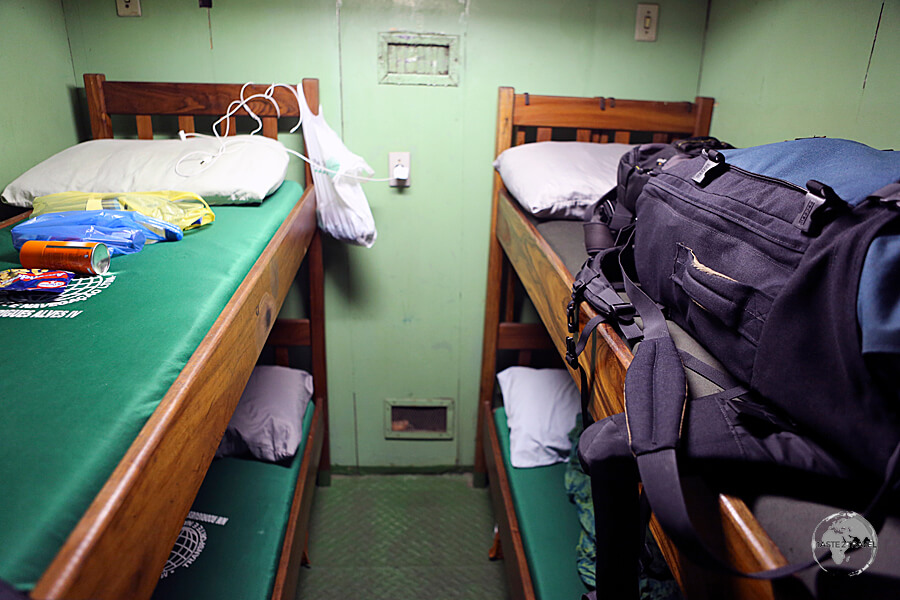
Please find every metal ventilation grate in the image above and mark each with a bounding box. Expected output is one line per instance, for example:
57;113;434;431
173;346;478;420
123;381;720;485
384;398;454;439
378;32;460;87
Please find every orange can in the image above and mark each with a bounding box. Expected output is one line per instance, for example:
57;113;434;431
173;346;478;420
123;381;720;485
19;241;110;275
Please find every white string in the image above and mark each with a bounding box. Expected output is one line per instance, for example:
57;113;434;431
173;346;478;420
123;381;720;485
173;82;390;182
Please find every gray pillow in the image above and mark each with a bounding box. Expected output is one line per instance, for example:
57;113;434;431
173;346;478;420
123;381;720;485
216;365;313;462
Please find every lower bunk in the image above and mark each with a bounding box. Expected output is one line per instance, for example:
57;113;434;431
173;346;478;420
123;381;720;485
485;405;586;600
151;340;326;600
152;401;323;600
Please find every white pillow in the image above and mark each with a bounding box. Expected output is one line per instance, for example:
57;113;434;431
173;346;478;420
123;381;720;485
493;141;635;220
497;366;581;468
1;136;289;207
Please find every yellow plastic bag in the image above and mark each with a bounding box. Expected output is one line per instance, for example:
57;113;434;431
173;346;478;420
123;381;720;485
31;191;215;232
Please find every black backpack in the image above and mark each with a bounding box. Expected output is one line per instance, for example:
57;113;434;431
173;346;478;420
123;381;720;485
569;137;900;593
583;137;733;254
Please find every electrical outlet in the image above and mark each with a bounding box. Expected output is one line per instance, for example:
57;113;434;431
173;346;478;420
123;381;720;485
389;152;411;188
635;3;658;42
116;0;142;17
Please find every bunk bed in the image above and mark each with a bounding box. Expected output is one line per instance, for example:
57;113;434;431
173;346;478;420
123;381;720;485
476;88;792;600
0;74;328;600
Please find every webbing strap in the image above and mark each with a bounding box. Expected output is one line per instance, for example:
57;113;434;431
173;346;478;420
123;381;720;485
678;350;740;390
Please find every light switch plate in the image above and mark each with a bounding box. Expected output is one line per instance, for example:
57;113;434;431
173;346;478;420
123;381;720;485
116;0;142;17
635;3;658;42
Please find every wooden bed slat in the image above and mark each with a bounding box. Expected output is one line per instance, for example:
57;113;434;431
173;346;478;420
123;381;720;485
536;127;552;142
263;116;278;139
614;130;630;144
652;132;668;143
511;94;701;135
515;129;526;147
497;323;553;351
576;128;591;142
178;115;195;134
136;115;153;140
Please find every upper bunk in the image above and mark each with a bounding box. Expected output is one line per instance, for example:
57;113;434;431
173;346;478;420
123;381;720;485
0;74;326;600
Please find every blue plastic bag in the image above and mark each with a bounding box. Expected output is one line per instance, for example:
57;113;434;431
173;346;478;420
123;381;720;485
11;210;182;257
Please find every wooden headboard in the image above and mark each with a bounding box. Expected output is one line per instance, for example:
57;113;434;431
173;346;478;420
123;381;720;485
495;87;714;156
84;73;319;183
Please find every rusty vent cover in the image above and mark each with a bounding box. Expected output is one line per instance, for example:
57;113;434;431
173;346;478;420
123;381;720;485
384;398;454;439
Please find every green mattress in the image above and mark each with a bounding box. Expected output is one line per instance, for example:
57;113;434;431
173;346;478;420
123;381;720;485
151;401;315;600
494;407;587;600
0;181;304;589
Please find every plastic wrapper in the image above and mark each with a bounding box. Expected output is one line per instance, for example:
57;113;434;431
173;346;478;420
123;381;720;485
31;191;215;232
0;269;73;294
11;210;182;256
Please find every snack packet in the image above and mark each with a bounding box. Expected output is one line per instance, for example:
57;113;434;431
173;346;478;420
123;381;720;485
0;268;74;295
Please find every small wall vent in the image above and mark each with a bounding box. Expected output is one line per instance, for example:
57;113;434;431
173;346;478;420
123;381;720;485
378;32;460;87
384;398;454;439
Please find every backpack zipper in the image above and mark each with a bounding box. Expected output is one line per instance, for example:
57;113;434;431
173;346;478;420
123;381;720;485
651;171;808;254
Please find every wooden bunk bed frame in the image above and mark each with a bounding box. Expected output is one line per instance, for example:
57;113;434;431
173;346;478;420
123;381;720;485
19;74;329;600
476;88;790;600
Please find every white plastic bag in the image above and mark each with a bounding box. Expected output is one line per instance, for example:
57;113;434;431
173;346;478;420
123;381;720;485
298;91;377;247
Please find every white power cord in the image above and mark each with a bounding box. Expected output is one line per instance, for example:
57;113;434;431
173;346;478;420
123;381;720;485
174;82;390;182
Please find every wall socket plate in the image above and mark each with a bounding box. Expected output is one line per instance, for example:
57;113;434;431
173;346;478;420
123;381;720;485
635;3;658;42
116;0;142;17
389;152;411;188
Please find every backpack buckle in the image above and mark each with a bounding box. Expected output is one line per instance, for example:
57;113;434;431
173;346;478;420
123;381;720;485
567;299;580;333
565;335;579;368
794;180;847;234
601;297;636;324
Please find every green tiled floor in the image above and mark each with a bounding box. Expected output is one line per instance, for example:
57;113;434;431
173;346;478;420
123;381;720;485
296;474;509;600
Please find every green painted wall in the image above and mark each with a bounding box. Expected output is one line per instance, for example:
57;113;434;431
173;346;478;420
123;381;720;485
311;0;709;468
0;0;80;217
700;0;900;148
53;0;707;468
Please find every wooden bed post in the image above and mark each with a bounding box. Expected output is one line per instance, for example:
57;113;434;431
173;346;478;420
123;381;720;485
84;74;113;139
474;87;515;487
692;96;715;137
298;78;330;486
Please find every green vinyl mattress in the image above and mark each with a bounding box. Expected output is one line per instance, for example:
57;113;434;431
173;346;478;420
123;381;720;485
0;180;303;590
151;401;315;600
494;407;587;600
